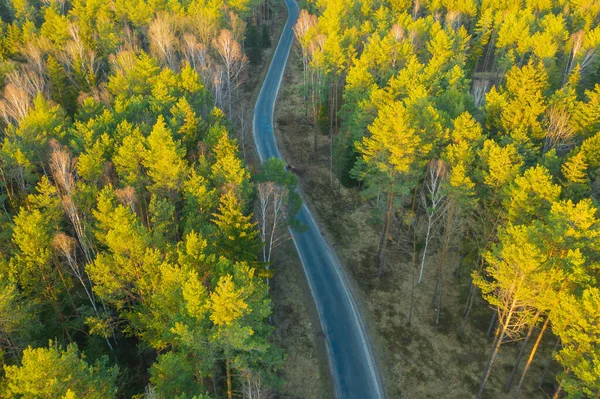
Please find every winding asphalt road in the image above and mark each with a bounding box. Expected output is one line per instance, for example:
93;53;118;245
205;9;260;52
252;1;386;398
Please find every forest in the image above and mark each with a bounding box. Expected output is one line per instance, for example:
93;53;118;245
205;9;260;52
292;0;600;397
0;0;301;397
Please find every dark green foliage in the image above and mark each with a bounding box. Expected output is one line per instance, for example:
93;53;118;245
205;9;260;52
245;25;263;65
46;55;78;116
261;24;271;48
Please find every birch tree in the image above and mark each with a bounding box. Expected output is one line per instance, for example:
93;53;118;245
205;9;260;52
293;10;318;103
213;29;247;116
256;181;287;265
418;159;447;284
255;158;301;279
49;141;95;264
0;84;31;125
149;14;178;70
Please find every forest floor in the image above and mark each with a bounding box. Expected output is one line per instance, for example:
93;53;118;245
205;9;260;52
237;3;333;399
271;47;562;398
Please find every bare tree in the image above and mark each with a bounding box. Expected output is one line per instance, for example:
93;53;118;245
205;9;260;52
191;9;218;46
52;234;95;311
293;10;318;104
412;0;421;19
52;233;113;350
41;0;66;12
432;191;462;325
211;65;226;109
475;233;544;399
418;159;447;284
143;386;159;399
256;181;289;286
149;14;178;70
182;33;212;78
308;34;326;150
181;36;214;103
49;141;95;264
22;43;46;84
0;84;32;125
121;25;141;52
228;11;247;43
241;369;272;399
543;105;575;154
109;50;136;77
565;30;585;82
390;24;405;69
393;208;418;325
445;10;462;30
213;29;248;116
58;24;101;89
564;29;600;81
7;66;46;98
116;186;138;214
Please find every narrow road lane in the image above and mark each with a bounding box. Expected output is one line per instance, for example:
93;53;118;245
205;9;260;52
252;1;386;398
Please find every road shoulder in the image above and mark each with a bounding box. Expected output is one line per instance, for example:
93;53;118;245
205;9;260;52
238;2;333;398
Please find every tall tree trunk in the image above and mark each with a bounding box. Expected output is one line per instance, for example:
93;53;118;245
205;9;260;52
329;126;334;189
505;310;542;391
418;218;432;284
433;202;453;324
434;248;447;325
311;68;318;151
408;230;417;325
226;357;233;399
513;316;550;398
487;311;497;337
375;192;394;278
459;254;485;337
212;373;218;396
334;78;339;134
539;339;561;387
329;80;334;188
553;374;566;399
477;320;503;399
478;300;519;399
455;225;469;278
407;186;419;325
459;279;475;337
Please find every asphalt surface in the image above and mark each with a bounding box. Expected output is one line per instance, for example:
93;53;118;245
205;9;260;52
252;1;386;397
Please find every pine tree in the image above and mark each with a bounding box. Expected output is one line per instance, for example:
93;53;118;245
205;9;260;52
551;288;600;398
212;192;260;262
474;224;546;398
143;115;188;195
47;55;78;116
353;100;425;277
3;342;118;398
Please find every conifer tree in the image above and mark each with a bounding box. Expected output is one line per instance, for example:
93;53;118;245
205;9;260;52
3;343;118;398
143;115;188;195
212;192;260;262
353;100;424;277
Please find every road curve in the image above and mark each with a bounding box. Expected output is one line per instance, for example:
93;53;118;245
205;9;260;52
252;1;386;398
